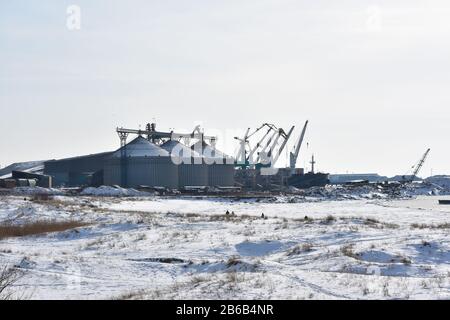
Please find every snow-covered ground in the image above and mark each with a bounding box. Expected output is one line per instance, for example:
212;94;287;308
1;193;450;299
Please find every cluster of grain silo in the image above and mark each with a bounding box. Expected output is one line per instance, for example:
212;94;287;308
43;127;236;189
103;136;179;188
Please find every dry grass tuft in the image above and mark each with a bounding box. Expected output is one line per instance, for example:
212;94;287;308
0;220;89;240
190;275;209;287
209;214;258;223
363;218;398;229
364;218;380;225
115;289;146;300
411;222;450;229
340;244;359;259
293;216;315;224
287;243;313;256
226;272;239;283
226;256;242;267
31;194;54;202
400;256;412;265
185;213;201;218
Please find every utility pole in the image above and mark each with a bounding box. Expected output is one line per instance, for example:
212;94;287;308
310;154;316;174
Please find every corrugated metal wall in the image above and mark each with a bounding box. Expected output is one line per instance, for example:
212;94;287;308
160;140;209;188
190;141;236;187
178;163;208;187
104;157;179;188
44;152;113;187
208;164;235;187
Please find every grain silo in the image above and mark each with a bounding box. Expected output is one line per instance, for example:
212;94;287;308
104;136;178;188
160;140;208;188
191;141;235;187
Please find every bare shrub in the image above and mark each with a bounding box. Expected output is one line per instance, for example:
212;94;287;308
0;220;89;240
0;265;25;300
324;215;336;224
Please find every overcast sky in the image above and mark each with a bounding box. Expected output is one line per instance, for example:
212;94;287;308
1;0;449;176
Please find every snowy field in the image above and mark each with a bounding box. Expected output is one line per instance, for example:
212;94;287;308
1;193;450;299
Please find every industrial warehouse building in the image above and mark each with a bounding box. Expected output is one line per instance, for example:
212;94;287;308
43;136;235;189
44;152;113;187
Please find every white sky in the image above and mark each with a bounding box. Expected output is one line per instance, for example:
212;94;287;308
1;0;450;176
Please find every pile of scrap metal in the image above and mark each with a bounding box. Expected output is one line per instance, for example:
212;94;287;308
0;171;52;189
180;185;242;194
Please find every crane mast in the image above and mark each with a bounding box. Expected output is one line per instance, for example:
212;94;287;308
235;128;250;165
234;123;278;168
271;126;295;166
234;122;298;169
406;148;431;183
289;120;309;174
247;127;274;165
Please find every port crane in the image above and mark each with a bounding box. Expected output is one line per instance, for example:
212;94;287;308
402;148;431;183
271;126;295;166
289;120;308;174
235;128;251;165
235;123;295;168
247;124;276;164
234;123;281;168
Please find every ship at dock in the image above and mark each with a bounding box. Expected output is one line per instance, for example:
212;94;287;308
288;172;329;189
287;154;329;189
